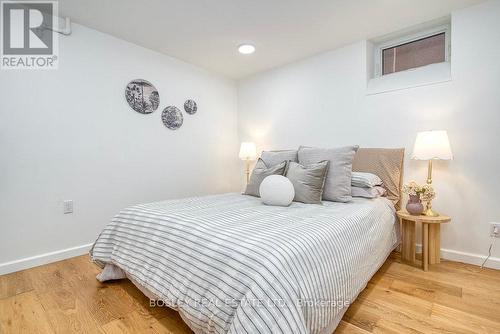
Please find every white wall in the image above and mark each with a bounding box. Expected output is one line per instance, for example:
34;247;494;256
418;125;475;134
238;0;500;267
2;1;499;274
0;23;240;272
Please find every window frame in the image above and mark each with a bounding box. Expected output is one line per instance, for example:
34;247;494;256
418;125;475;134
373;24;451;77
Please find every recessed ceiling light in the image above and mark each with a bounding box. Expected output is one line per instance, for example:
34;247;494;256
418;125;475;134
238;44;255;54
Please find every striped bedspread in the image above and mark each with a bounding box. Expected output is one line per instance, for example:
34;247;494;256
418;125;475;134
90;193;397;334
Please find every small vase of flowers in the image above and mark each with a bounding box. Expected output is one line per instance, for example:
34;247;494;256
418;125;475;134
403;181;436;216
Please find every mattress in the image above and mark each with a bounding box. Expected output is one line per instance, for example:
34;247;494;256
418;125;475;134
90;193;398;334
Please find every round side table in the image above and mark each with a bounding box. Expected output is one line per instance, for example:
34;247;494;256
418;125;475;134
396;210;451;271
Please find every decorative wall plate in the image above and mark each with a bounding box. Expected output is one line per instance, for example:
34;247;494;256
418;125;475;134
184;99;197;115
125;79;159;114
162;106;183;130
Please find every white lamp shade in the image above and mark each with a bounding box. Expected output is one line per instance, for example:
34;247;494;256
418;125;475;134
239;142;257;160
411;130;453;160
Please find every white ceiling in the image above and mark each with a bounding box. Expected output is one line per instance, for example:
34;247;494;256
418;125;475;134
58;0;484;79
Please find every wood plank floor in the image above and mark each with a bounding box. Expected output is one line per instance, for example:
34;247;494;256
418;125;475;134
1;253;500;333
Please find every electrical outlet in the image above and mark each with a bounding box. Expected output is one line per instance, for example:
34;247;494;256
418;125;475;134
63;200;73;214
490;222;500;238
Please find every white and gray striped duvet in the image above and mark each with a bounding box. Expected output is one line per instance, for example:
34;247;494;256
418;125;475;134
90;193;398;334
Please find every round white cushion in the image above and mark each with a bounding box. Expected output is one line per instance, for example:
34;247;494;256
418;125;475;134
259;175;295;206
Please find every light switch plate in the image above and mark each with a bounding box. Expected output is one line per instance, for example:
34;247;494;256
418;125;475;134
490;222;500;238
63;200;73;214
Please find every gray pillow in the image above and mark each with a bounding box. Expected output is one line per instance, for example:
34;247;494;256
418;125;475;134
351;186;387;199
351;172;383;188
285;161;329;204
244;159;287;197
260;150;298;167
298;145;359;202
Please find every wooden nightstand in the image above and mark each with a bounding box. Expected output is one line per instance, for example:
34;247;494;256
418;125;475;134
396;210;451;271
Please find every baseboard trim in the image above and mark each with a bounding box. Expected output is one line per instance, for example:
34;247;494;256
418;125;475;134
2;242;498;276
416;244;500;270
0;243;93;275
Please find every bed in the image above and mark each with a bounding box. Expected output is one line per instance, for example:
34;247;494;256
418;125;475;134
90;148;404;334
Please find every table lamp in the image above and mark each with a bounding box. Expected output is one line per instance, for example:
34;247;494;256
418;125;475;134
239;142;257;184
411;130;453;216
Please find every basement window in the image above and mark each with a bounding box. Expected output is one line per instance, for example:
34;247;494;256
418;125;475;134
367;21;452;94
382;33;445;75
374;24;450;77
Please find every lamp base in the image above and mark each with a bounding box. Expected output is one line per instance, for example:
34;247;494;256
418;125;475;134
423;207;439;217
245;159;250;184
423;160;439;217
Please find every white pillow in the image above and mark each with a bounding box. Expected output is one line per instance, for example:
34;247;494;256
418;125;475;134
259;175;295;206
351;186;387;199
351;172;383;188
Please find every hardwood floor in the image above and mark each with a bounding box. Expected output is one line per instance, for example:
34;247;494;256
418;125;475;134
1;253;500;333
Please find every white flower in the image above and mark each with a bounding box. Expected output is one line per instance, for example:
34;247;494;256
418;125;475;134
403;181;436;200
